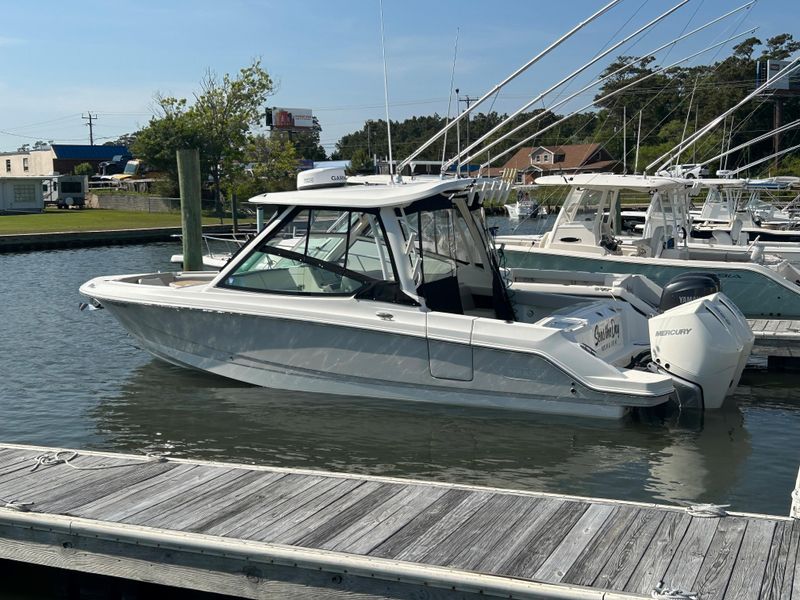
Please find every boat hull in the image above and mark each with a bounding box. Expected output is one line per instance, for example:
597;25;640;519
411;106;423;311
99;299;670;419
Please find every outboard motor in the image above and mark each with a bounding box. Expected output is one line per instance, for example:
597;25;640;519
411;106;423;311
649;292;754;410
658;272;721;312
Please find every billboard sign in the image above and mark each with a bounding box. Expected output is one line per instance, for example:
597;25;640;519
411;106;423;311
272;107;314;130
756;60;800;91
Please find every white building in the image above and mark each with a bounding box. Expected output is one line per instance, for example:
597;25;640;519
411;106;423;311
0;176;47;213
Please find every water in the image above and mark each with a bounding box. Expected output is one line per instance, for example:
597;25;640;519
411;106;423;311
1;234;799;517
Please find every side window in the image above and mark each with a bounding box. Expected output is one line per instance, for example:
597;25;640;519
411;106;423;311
221;209;395;295
4;159;10;173
22;157;29;172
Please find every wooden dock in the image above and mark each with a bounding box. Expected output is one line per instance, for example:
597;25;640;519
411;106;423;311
748;319;800;371
0;443;797;600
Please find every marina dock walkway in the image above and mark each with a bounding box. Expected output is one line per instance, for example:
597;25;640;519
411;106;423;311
749;319;800;370
0;443;797;599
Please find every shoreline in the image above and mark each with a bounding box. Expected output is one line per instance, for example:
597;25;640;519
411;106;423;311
0;224;233;253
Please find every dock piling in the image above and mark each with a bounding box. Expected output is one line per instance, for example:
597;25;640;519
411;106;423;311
177;148;203;271
792;466;800;519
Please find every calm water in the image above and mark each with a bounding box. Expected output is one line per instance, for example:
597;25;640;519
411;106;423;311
1;219;799;516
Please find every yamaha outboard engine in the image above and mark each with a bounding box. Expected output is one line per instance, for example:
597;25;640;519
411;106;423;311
658;272;721;312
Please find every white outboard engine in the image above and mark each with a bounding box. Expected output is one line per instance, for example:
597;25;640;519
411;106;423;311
649;292;753;410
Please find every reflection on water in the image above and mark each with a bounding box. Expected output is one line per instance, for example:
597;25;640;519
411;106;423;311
0;239;799;516
90;358;756;510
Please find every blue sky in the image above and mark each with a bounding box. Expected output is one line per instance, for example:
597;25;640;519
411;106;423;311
1;0;798;156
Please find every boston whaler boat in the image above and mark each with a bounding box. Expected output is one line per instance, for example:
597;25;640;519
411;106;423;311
81;168;752;419
496;174;800;318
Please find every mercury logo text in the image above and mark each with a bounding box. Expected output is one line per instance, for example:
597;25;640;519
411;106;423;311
655;328;692;336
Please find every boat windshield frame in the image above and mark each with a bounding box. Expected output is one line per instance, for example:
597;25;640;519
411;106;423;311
216;205;406;299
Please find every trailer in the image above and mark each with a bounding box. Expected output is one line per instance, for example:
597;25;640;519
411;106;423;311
42;175;89;209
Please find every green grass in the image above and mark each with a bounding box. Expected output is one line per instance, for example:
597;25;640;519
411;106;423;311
0;208;249;235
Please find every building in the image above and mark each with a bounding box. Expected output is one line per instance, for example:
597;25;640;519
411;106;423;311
500;143;619;184
0;176;47;213
1;145;129;177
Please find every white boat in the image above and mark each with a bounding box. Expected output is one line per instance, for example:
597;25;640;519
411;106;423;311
504;199;540;220
81;169;752;419
496;173;800;318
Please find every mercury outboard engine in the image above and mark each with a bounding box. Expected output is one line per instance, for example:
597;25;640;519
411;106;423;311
658;272;721;312
649;288;753;410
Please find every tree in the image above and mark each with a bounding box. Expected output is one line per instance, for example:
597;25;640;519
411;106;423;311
74;162;94;176
132;59;274;212
290;117;327;161
346;148;374;175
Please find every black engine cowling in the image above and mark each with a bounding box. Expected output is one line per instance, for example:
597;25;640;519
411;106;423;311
658;272;721;312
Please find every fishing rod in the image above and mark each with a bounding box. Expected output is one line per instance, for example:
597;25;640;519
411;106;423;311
697;118;800;170
440;0;691;174
648;55;800;173
472;28;757;171
394;0;623;178
457;3;756;169
727;142;800;176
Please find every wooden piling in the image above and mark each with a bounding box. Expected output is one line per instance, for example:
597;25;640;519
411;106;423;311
177;149;203;271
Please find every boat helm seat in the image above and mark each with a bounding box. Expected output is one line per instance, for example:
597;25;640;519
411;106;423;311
647;225;666;258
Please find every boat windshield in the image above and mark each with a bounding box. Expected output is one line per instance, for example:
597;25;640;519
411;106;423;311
220;208;395;296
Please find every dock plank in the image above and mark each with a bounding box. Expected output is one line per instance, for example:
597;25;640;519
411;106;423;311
441;495;543;571
759;521;792;600
692;517;748;599
0;456;136;503
592;506;665;591
624;511;692;595
368;489;471;559
88;465;237;522
494;500;590;579
138;470;287;530
533;503;615;583
388;491;494;563
326;485;447;554
70;463;201;517
417;494;532;568
725;519;775;600
275;482;399;546
561;505;640;586
792;521;800;600
245;478;371;542
472;497;565;574
658;517;719;592
191;475;345;535
37;461;179;515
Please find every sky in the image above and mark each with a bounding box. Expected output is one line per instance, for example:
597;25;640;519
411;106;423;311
1;0;798;157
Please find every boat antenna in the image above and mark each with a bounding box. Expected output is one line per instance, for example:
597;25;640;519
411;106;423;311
441;28;460;171
379;0;395;181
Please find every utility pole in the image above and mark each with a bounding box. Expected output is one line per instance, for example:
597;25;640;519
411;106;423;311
82;112;98;145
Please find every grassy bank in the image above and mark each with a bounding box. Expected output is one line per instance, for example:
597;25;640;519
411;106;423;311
0;208;248;235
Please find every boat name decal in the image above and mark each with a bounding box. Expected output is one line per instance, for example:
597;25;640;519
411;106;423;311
655;328;693;336
593;318;621;351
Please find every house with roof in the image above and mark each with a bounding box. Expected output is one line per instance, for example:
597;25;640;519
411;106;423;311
500;143;619;184
1;144;129;177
